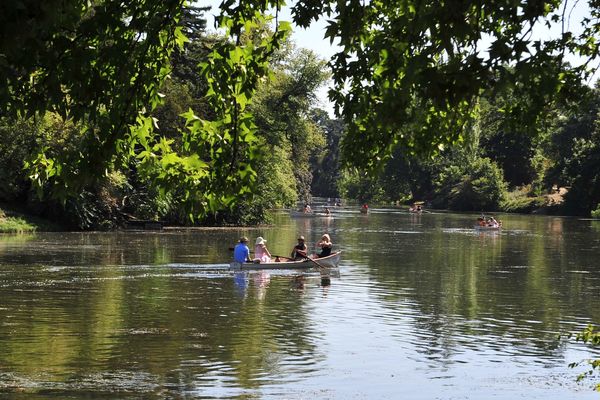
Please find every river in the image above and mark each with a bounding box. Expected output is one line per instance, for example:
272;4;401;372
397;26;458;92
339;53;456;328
1;209;600;399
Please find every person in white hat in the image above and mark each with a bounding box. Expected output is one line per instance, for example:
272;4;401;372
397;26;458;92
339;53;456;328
254;236;272;263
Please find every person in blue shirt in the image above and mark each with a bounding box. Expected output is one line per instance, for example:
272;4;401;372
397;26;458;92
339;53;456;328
233;236;251;263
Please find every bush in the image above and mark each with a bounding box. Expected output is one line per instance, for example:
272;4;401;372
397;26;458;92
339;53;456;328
501;186;546;213
338;169;386;204
435;157;507;211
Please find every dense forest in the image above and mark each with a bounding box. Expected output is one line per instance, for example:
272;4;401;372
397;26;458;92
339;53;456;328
1;1;600;229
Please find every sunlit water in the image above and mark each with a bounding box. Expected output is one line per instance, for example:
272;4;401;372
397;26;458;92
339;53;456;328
1;209;600;399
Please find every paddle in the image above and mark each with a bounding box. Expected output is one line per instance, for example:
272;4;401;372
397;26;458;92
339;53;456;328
303;255;328;271
303;256;332;286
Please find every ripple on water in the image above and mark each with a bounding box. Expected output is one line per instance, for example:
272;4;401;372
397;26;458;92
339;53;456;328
0;371;160;394
1;217;600;399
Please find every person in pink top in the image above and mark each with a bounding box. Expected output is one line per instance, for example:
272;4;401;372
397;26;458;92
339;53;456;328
254;237;272;263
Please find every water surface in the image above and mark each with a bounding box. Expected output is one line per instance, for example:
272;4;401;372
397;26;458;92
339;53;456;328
1;210;600;398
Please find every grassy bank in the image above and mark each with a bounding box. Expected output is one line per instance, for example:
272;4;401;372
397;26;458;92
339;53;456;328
0;208;61;233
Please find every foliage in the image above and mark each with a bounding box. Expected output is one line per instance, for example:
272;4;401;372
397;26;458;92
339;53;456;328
0;207;61;232
592;205;600;219
250;46;329;205
561;136;600;215
338;169;386;204
2;0;187;199
287;0;596;172
378;145;439;203
479;96;540;187
569;325;600;391
254;146;298;209
3;1;294;222
1;2;334;227
310;109;344;198
500;187;546;213
435;157;507;211
0;117;42;202
0;216;37;233
211;143;297;226
128;3;292;221
4;0;600;222
120;169;175;223
0;113;105;227
546;86;600;215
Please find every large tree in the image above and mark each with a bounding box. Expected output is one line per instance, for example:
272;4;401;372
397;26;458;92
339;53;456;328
286;0;598;168
1;0;186;194
545;84;600;215
2;1;291;220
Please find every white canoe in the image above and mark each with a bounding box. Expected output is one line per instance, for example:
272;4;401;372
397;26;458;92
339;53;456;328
290;211;332;218
474;225;501;231
230;251;341;270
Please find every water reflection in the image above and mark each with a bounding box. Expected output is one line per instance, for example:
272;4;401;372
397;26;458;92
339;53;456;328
0;212;600;398
233;271;248;297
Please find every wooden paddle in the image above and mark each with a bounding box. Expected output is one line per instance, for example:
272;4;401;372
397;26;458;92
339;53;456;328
304;256;332;286
303;255;328;271
278;246;327;269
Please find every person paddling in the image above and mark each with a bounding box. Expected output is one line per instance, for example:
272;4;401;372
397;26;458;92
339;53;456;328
291;236;308;260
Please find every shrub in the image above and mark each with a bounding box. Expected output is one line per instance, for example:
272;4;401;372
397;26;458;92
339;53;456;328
338;169;386;204
592;204;600;218
436;157;507;211
501;186;546;213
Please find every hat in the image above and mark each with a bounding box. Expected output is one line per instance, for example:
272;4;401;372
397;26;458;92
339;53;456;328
298;235;305;241
321;233;331;241
240;236;248;243
255;237;266;245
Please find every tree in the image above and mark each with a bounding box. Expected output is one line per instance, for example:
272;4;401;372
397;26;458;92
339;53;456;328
251;46;329;205
1;0;187;196
545;84;600;215
0;1;292;221
285;0;597;169
4;0;600;221
309;109;344;198
434;157;508;211
478;97;538;187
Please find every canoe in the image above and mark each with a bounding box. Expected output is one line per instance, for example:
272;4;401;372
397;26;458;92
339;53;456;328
290;211;332;218
230;251;342;270
474;225;501;231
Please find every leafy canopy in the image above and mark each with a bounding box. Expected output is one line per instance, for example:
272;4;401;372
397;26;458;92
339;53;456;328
287;0;600;168
3;0;600;218
2;0;292;219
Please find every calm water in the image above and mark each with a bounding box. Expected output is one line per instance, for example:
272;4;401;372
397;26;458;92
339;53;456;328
1;210;600;399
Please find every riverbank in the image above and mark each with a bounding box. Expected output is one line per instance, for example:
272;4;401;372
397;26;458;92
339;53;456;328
0;207;62;233
0;186;585;233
